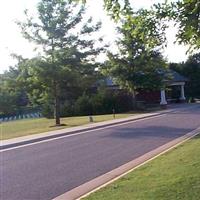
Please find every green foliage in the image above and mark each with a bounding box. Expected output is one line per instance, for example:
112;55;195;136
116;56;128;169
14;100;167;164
124;8;168;50
17;0;104;125
41;102;54;118
74;0;131;20
0;89;18;115
94;89;132;113
175;0;200;51
73;89;133;116
103;10;167;95
75;0;200;51
91;89;115;114
170;52;200;99
154;0;200;52
103;0;131;20
104;0;200;51
101;3;168;96
74;94;93;115
0;66;29;115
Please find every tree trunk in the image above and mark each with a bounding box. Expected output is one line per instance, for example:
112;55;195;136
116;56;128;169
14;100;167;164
54;82;60;126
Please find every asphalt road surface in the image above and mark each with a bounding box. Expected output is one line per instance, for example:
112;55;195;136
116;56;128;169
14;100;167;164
1;104;200;200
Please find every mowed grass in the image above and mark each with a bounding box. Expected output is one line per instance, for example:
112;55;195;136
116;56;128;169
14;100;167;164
84;135;200;200
0;112;138;140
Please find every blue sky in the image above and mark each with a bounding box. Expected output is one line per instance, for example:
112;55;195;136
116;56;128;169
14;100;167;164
0;0;188;73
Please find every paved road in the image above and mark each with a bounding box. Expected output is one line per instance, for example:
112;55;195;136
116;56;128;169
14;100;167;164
1;105;200;200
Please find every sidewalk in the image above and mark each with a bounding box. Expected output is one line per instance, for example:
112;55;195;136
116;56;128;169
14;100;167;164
1;103;199;149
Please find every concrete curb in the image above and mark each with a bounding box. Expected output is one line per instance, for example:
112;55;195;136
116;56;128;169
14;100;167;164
53;126;200;200
0;112;165;150
1;104;199;150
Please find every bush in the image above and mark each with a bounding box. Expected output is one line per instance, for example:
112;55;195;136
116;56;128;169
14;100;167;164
60;101;74;117
115;91;133;112
74;94;93;116
74;89;133;116
41;89;133;118
41;103;54;118
91;90;115;114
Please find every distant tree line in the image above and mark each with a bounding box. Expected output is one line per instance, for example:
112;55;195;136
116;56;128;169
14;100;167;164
169;53;200;101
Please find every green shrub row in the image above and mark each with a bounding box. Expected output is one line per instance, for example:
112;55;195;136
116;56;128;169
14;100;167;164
42;90;133;118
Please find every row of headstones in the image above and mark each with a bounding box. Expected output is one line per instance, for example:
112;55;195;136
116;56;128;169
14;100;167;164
0;112;42;122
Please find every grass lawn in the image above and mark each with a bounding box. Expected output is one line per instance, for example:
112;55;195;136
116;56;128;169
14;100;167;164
84;135;200;200
0;112;138;140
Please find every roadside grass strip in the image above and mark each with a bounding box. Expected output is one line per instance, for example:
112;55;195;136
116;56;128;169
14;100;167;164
0;112;138;140
83;134;200;200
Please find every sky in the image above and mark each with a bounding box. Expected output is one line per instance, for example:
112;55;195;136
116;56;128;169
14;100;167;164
0;0;188;73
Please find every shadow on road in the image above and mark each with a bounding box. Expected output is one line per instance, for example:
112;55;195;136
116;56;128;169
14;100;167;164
102;126;193;139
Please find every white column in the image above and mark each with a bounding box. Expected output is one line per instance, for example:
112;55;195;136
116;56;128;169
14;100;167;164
160;89;167;105
180;84;186;100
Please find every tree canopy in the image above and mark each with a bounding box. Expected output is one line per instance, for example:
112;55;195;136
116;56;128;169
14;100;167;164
103;11;167;100
170;52;200;99
154;0;200;52
1;0;199;119
17;0;104;125
75;0;200;51
0;65;28;115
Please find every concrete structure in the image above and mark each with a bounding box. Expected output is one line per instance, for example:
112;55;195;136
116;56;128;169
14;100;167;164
98;70;188;106
160;70;188;106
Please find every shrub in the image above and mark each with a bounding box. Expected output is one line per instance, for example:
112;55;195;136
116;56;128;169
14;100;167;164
42;89;133;118
74;94;93;116
41;103;54;118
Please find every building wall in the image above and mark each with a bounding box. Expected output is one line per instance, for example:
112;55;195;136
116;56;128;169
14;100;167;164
136;89;160;103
